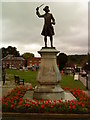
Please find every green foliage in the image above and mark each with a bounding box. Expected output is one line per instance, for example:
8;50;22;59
57;53;88;69
2;46;20;58
22;52;34;67
57;53;68;71
83;53;90;71
22;52;34;60
68;55;87;67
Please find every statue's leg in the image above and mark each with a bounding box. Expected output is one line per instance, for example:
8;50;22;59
44;36;47;47
50;36;53;47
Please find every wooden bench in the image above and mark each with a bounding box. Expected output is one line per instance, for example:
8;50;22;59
14;75;24;85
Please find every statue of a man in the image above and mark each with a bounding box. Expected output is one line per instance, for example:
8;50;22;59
36;6;55;47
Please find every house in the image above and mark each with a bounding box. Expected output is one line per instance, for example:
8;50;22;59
27;57;60;69
2;55;25;69
27;57;41;68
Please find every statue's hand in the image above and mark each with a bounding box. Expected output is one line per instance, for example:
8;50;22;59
36;7;39;11
51;22;55;25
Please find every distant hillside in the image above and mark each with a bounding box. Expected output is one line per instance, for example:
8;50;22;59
68;54;87;66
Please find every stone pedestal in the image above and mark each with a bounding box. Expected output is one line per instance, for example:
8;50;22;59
33;47;65;100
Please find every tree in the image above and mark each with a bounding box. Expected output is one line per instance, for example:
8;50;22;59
22;52;34;67
22;52;34;60
2;46;20;58
83;53;90;71
68;55;87;66
57;53;68;71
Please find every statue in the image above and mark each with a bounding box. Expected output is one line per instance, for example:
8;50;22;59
36;5;55;47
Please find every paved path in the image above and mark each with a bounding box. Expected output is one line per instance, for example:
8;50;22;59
1;81;31;97
80;75;90;90
1;81;16;97
79;76;86;86
79;74;90;96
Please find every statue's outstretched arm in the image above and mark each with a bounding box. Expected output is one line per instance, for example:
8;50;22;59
36;7;44;18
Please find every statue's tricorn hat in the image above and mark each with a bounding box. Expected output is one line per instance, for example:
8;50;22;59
43;6;50;12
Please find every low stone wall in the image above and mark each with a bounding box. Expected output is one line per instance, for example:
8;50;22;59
2;113;89;120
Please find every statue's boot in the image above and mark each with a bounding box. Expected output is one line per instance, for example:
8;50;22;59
45;44;47;47
51;40;53;47
45;39;47;47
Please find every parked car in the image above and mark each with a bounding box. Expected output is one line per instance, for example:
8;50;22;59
64;67;74;75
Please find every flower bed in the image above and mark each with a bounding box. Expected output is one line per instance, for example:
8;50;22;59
2;86;90;114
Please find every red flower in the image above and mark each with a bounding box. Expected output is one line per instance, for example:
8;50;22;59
51;105;53;108
14;101;17;106
19;98;22;101
41;104;44;109
32;101;35;105
58;100;61;103
26;104;30;107
79;98;82;101
2;86;89;113
5;102;8;106
73;101;75;105
45;100;48;105
29;85;32;90
18;100;23;105
72;105;75;110
82;103;85;107
54;100;56;105
69;105;71;109
36;103;38;107
84;98;86;101
73;92;75;95
10;104;13;109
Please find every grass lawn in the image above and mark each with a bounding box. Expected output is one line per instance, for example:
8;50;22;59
6;69;86;90
6;69;37;87
60;75;86;90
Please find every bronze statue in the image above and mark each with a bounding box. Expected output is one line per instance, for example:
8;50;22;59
36;5;55;47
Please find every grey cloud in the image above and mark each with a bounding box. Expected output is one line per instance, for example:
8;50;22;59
1;2;88;56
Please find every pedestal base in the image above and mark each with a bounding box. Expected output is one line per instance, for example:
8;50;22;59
23;90;76;101
33;85;65;100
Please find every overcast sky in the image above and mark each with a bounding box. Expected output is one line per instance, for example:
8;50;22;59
0;0;88;56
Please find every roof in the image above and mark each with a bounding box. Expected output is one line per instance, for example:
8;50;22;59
2;54;25;61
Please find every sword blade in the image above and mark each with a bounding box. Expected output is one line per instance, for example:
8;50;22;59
38;4;44;8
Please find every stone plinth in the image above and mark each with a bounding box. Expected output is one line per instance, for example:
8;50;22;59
37;47;61;85
33;47;65;100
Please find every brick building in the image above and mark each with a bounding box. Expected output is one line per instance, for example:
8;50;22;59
27;57;60;69
27;57;41;68
2;55;25;69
